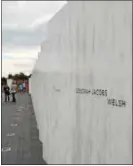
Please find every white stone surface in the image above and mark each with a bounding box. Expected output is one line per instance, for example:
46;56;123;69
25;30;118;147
29;77;31;94
31;1;132;164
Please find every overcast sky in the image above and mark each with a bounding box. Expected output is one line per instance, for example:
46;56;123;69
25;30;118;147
2;1;67;77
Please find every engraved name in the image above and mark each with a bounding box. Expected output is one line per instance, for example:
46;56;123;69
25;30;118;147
107;98;126;107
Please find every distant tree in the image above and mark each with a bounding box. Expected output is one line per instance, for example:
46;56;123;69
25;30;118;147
8;74;13;79
19;72;24;76
19;72;25;79
13;74;19;80
19;72;28;80
28;74;32;78
12;72;28;80
6;72;29;81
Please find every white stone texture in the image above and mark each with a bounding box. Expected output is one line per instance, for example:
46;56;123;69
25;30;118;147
29;77;32;94
31;1;132;164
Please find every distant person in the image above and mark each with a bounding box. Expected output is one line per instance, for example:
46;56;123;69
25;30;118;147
11;81;17;102
1;84;4;101
19;84;21;92
25;82;28;93
3;84;10;102
21;83;24;93
23;82;26;92
19;84;23;93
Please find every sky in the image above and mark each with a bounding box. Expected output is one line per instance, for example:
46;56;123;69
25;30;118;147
2;1;67;77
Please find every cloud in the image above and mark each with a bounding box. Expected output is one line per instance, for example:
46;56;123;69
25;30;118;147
2;55;15;60
2;1;67;47
2;1;67;77
2;46;40;77
2;58;36;77
2;25;47;47
2;1;67;29
2;46;40;59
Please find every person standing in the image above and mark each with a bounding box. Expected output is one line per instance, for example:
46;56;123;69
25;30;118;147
3;84;10;102
25;81;29;93
23;82;26;92
18;83;21;93
11;81;17;102
2;84;4;102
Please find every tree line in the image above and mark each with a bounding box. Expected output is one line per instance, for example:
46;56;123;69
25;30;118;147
1;72;32;85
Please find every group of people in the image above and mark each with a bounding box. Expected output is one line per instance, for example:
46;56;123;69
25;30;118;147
2;81;17;102
18;82;26;93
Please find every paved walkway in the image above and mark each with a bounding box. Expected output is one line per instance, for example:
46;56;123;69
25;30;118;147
1;93;47;165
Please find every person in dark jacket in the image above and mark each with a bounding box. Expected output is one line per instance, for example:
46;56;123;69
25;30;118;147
3;84;10;102
11;82;17;102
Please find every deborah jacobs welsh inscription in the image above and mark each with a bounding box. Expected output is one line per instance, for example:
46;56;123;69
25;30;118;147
76;88;107;96
107;98;126;107
92;89;107;96
76;88;126;108
76;88;91;94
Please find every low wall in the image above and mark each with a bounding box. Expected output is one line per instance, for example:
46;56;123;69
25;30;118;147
31;1;132;164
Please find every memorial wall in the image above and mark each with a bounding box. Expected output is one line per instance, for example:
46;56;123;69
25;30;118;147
31;1;132;164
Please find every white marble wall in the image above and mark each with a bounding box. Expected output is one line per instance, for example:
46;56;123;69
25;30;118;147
31;1;132;164
29;77;31;94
